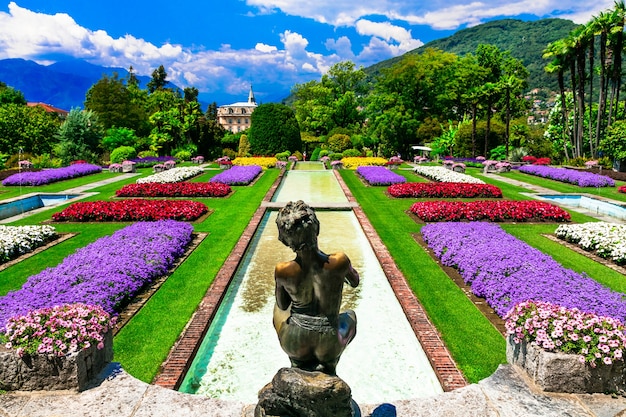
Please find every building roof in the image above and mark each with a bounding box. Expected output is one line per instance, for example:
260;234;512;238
223;102;257;107
27;102;69;115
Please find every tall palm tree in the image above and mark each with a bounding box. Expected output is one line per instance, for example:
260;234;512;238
480;82;500;158
543;40;572;160
570;25;590;158
499;75;524;158
461;87;481;157
609;0;625;126
589;10;615;154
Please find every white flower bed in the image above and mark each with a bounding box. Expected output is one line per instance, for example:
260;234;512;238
136;167;204;184
555;222;626;264
413;166;485;184
0;225;57;263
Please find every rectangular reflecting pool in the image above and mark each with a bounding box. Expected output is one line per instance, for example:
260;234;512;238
0;193;81;220
538;194;626;221
272;171;348;204
179;211;443;404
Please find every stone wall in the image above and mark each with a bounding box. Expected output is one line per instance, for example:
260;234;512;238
0;330;113;392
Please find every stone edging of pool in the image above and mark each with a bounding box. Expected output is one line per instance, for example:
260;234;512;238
153;167;466;401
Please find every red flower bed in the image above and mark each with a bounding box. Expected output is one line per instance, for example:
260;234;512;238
619;185;626;194
388;182;502;198
410;200;571;222
116;182;231;197
52;199;208;222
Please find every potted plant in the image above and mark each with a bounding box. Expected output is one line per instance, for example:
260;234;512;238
0;303;116;391
387;156;403;170
216;156;232;169
504;300;626;393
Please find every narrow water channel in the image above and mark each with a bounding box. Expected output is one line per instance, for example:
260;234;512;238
179;168;443;404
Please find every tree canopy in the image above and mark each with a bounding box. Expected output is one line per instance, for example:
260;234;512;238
248;103;301;155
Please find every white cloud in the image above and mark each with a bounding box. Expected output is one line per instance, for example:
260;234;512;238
255;43;278;53
246;0;615;30
355;19;423;51
325;36;355;59
0;2;185;75
0;2;338;98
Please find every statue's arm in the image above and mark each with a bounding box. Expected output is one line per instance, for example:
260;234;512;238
337;253;359;288
275;266;292;310
345;263;359;288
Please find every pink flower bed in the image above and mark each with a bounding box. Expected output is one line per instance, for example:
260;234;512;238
410;200;571;222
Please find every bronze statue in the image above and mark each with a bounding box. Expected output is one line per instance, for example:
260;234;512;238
273;200;359;375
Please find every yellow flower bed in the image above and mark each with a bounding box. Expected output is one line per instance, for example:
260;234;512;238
232;157;278;169
341;157;388;169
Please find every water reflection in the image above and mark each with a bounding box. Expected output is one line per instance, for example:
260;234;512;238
272;171;347;203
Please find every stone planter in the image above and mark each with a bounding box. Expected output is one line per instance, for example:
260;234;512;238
506;335;626;393
0;330;113;392
219;164;231;170
122;164;136;173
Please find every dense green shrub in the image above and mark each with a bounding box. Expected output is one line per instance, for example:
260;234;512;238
248;103;301;155
293;150;303;160
342;148;362;158
31;153;62;168
310;147;321;161
138;150;158;158
275;151;291;161
174;150;191;161
327;134;352;153
238;135;251;157
222;148;237;160
110;146;137;163
601;120;626;160
102;127;138;152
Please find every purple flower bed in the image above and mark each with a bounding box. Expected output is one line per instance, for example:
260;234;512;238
209;165;262;185
2;164;103;186
421;222;626;321
518;165;615;187
356;166;406;185
0;220;193;328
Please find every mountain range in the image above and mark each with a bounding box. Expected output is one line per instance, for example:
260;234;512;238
0;18;580;111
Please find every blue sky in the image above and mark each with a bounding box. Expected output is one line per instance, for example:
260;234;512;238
0;1;616;105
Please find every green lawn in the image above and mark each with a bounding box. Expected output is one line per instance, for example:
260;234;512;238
0;165;624;385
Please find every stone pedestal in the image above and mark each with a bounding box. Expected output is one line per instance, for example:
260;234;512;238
0;330;113;392
506;335;626;393
255;367;360;417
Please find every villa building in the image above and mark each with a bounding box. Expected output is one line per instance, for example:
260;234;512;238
217;86;257;133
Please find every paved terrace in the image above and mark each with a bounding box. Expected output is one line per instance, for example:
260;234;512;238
1;168;626;416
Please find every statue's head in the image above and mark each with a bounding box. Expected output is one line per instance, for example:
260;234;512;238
276;200;319;252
